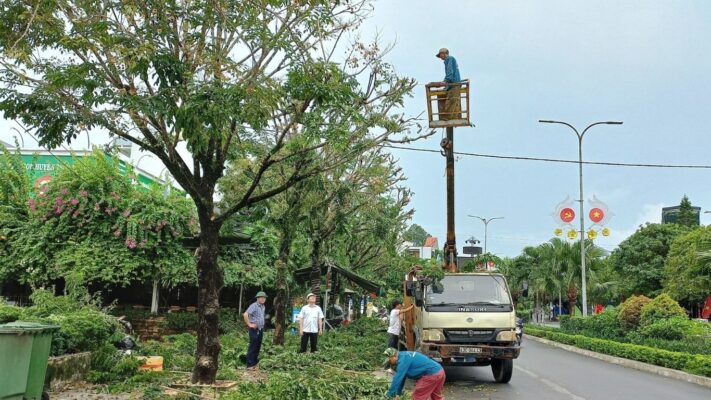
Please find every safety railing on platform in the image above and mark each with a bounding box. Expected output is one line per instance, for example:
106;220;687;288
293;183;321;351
425;80;471;129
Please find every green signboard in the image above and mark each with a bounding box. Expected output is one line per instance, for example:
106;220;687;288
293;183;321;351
20;152;165;193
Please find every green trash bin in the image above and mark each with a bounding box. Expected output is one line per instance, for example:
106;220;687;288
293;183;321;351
0;322;59;400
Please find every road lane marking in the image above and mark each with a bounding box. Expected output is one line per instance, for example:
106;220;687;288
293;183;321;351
515;365;586;400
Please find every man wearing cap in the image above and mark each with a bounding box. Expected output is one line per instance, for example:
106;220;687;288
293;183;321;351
383;348;445;400
298;292;325;353
243;291;267;370
435;48;462;121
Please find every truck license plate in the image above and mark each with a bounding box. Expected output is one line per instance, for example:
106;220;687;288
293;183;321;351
459;347;482;354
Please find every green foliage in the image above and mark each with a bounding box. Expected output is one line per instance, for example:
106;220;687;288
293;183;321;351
11;290;120;356
218;308;246;334
225;371;389;400
639;293;687;327
161;312;199;332
0;151;196;288
627;335;711;355
0;143;30;283
139;334;197;372
560;308;624;340
461;253;502;273
87;344;142;383
677;195;699;227
402;224;429;246
664;226;711;303
525;326;711;377
609;223;689;298
134;318;391;396
617;295;651;331
638;317;692;341
0;302;22;323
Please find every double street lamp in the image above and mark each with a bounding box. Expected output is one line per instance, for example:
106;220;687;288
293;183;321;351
467;215;504;254
539;120;623;317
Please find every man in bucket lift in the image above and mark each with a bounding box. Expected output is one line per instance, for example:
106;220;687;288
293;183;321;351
434;48;462;120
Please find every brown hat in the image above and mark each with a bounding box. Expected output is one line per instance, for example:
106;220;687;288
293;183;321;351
435;48;449;58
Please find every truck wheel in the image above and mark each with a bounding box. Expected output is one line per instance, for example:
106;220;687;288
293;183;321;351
491;358;513;383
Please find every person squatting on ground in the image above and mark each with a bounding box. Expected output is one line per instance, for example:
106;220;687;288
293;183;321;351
298;292;325;353
242;291;267;370
388;300;414;349
384;348;446;400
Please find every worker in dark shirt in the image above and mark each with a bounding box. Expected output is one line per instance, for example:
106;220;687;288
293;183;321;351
383;348;446;399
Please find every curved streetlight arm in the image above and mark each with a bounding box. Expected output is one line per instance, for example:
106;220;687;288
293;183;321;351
581;121;623;138
539;120;580;137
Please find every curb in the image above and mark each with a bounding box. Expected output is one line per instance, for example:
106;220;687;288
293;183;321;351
524;334;711;389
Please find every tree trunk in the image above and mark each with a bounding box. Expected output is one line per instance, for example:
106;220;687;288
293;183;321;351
273;232;292;345
309;238;322;301
150;279;160;314
191;214;224;384
567;286;578;316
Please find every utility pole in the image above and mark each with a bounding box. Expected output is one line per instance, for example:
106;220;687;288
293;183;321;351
441;128;457;272
539;120;622;316
425;78;470;273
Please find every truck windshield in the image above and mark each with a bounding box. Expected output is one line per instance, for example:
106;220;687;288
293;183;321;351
426;275;512;306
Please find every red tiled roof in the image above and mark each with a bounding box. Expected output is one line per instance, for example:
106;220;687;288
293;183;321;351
423;236;438;248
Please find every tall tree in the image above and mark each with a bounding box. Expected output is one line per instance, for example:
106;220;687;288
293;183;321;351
402;223;429;246
677;195;698;227
0;0;427;382
664;226;711;304
609;223;689;298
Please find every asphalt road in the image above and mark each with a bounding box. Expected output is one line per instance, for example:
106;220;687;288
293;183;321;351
439;338;711;400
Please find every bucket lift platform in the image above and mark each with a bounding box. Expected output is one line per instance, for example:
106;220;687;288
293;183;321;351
425;80;471;129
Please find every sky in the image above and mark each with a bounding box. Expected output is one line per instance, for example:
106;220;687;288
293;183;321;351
358;0;711;256
3;1;711;258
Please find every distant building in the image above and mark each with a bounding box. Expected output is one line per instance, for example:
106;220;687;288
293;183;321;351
661;205;700;225
400;236;438;260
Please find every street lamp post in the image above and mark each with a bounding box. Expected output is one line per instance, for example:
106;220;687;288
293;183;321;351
539;120;622;317
467;215;504;254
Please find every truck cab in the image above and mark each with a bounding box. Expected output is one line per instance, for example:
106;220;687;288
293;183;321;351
402;271;520;383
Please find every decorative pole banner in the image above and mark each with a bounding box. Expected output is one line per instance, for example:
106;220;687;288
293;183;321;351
553;195;613;240
587;196;613;239
552;196;577;239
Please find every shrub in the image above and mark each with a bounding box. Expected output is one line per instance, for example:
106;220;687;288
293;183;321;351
87;343;141;383
626;334;711;355
21;289;83;318
561;309;624;340
685;355;711;377
638;316;691;341
161;312;198;332
0;304;21;323
15;291;120;356
639;294;687;327
219;308;245;334
617;295;651;330
43;310;120;356
525;326;711;377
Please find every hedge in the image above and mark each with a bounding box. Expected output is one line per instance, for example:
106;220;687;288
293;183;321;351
526;326;711;378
